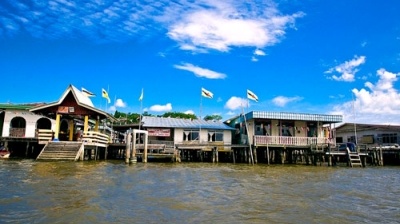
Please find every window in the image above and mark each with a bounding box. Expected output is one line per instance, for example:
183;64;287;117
377;133;398;144
183;130;199;141
336;137;343;143
208;130;223;142
255;121;271;135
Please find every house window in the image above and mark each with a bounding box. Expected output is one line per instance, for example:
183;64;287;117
208;130;223;142
183;130;199;141
377;133;398;144
255;121;271;136
336;137;343;143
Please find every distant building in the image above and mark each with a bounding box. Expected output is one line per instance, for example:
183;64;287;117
225;111;342;148
0;104;55;140
140;116;235;151
335;123;400;146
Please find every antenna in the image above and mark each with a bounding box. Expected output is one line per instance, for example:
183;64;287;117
352;92;357;144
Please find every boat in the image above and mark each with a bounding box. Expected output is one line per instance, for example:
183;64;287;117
0;146;10;159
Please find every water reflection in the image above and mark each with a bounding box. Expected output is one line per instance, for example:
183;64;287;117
0;160;399;223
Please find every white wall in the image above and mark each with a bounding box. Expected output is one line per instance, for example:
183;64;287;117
174;128;184;144
2;110;55;138
173;128;232;145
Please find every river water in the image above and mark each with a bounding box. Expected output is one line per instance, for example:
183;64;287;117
0;160;399;224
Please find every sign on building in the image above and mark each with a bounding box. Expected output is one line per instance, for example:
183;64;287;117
148;128;170;137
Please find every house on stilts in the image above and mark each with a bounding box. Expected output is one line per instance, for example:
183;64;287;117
29;84;115;161
224;111;343;164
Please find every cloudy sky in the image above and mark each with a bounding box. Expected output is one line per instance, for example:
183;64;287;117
0;0;399;124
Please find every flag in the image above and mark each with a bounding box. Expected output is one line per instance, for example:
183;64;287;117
81;87;95;97
102;88;111;103
247;89;258;102
201;87;213;99
139;88;143;101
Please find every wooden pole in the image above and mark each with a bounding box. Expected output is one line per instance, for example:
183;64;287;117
143;132;148;163
69;120;74;141
125;131;131;164
216;147;219;163
253;147;257;164
25;142;29;157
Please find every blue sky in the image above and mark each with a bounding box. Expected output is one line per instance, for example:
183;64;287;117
1;0;400;124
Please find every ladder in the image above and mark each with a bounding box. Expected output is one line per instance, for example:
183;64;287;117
347;148;363;167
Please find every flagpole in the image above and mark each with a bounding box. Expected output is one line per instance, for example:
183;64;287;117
139;96;142;130
241;103;254;165
199;88;202;142
139;88;143;130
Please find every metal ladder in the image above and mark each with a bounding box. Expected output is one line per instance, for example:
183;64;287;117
347;148;362;167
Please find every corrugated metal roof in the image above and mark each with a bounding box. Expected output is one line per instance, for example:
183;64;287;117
142;116;235;130
249;111;342;123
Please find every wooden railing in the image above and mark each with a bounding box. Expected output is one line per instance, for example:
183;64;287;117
149;140;174;147
254;136;335;147
82;131;110;145
9;128;26;137
37;129;53;144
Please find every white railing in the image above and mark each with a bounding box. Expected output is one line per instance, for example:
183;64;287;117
254;135;335;147
82;131;110;145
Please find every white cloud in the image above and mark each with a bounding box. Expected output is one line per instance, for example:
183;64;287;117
149;103;172;112
254;49;266;56
325;55;366;82
174;63;226;79
0;0;303;48
224;96;248;110
114;99;126;108
272;96;303;107
226;111;236;116
332;68;400;124
167;1;304;52
361;41;367;47
108;105;116;112
252;49;266;62
184;110;195;115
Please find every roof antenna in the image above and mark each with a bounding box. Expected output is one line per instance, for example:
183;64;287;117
352;92;357;145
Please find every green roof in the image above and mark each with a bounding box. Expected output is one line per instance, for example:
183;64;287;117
0;103;45;110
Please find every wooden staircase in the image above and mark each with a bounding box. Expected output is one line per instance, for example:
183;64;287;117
36;141;84;161
347;148;363;167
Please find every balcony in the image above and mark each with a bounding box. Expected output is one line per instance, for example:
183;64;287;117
9;128;26;138
254;135;335;147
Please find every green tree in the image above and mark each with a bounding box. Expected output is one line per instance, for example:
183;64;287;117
162;112;197;119
113;111;141;124
203;114;223;121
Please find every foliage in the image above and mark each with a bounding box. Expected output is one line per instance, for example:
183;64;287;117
113;111;141;124
161;112;197;119
113;111;199;124
203;114;223;121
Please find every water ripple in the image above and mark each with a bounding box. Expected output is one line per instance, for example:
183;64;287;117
0;160;399;223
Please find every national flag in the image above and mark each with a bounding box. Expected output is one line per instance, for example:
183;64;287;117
81;87;95;97
139;88;143;101
102;88;111;103
247;89;258;102
201;87;213;99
